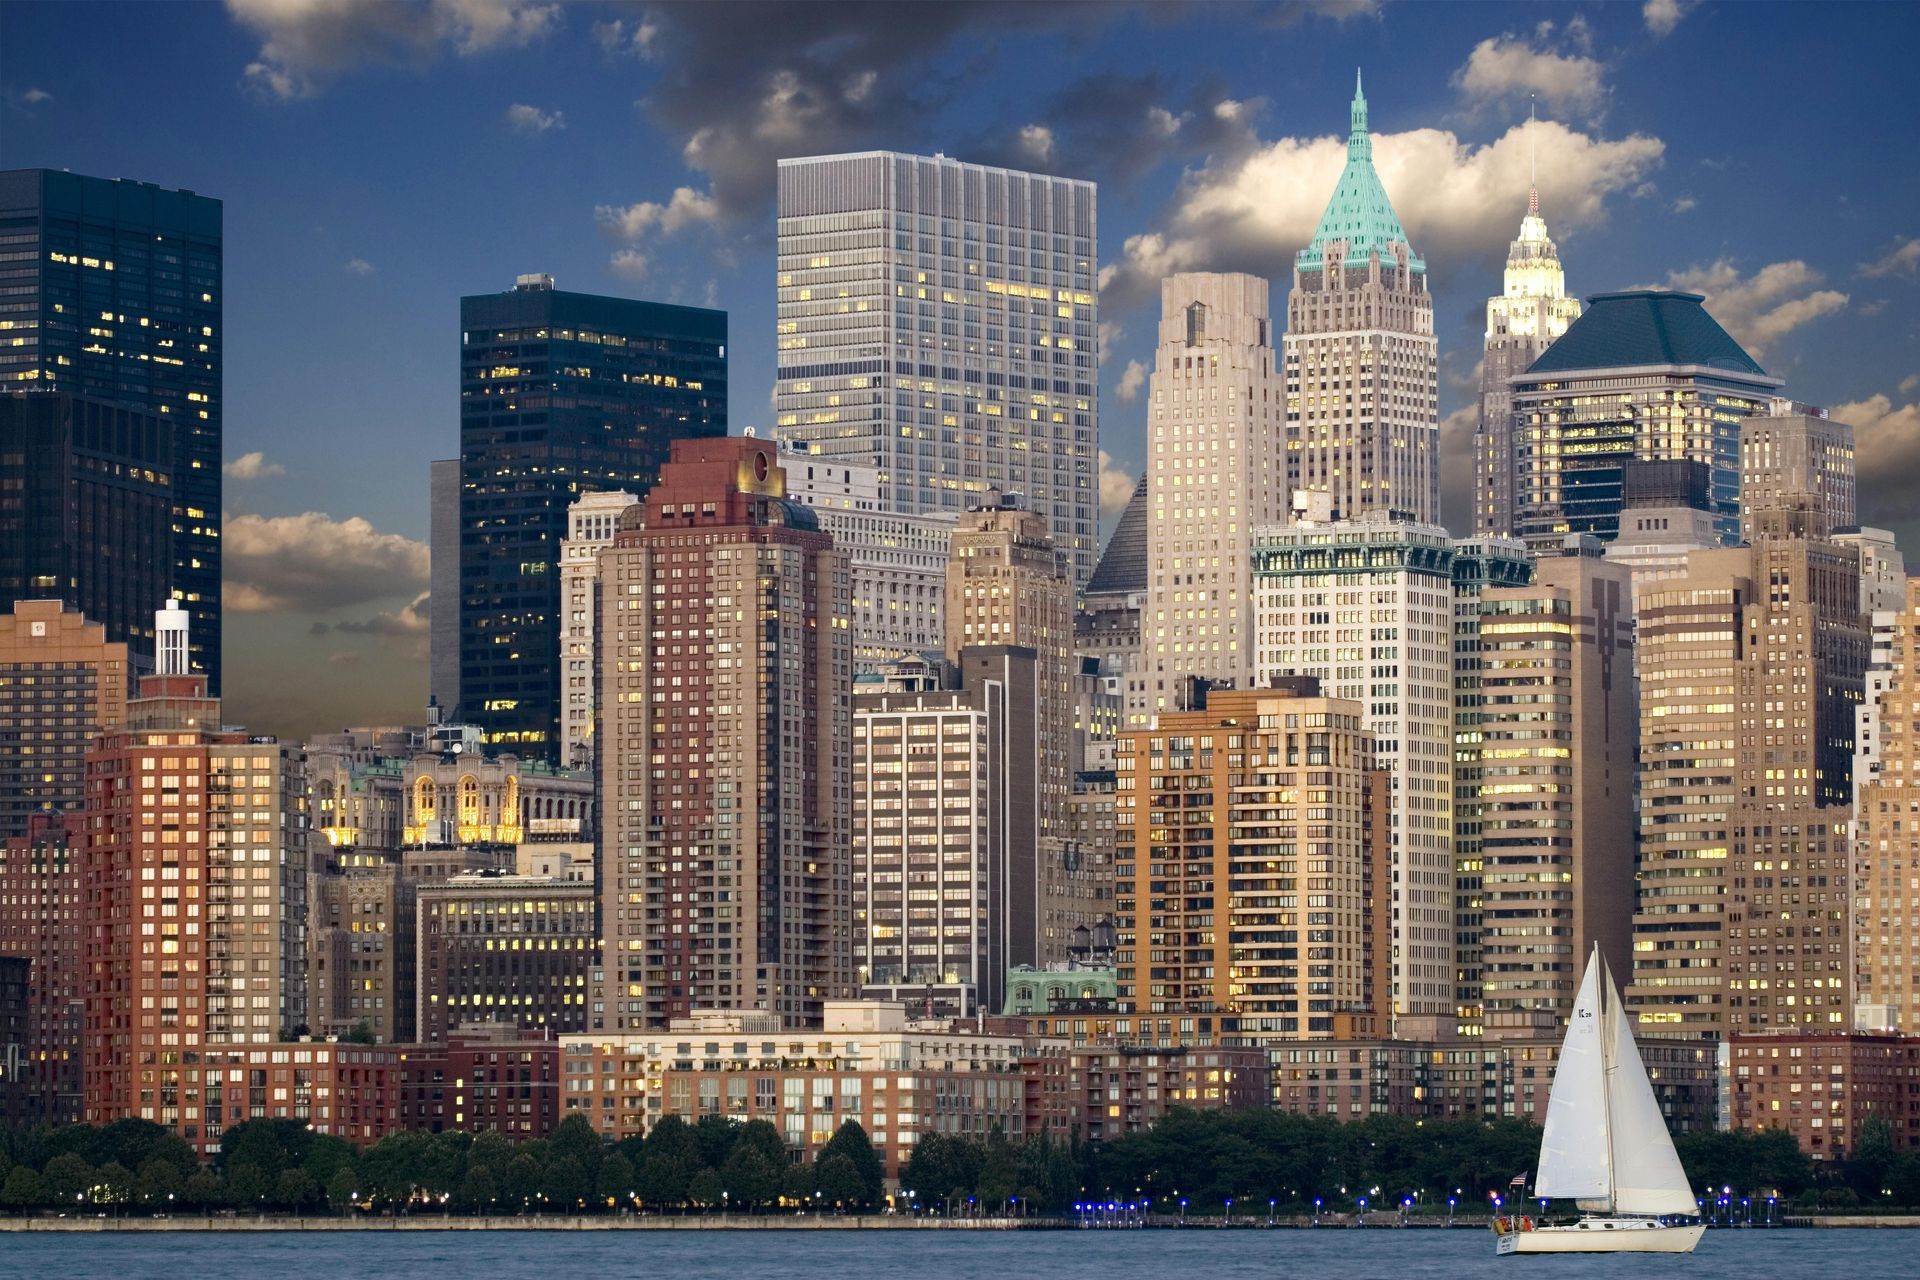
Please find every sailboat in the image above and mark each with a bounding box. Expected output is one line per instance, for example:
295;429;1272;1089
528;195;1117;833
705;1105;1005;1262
1494;945;1706;1255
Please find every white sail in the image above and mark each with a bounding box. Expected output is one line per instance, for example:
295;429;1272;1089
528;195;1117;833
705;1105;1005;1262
1534;958;1611;1203
1603;969;1700;1216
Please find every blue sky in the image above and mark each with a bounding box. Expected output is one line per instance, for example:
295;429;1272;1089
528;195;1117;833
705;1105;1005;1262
4;0;1917;738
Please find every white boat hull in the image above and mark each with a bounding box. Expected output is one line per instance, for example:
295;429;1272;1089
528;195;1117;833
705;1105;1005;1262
1496;1220;1705;1255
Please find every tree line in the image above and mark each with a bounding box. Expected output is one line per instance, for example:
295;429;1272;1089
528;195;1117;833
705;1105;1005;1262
4;1109;1917;1217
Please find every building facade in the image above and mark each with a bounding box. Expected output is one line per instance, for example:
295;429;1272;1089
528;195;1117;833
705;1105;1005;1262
1473;183;1583;539
1284;76;1439;526
599;438;853;1029
1113;684;1389;1038
558;488;638;770
459;273;726;759
1728;1032;1920;1160
0;395;174;672
1476;548;1637;1037
1139;273;1287;725
1511;290;1781;549
773;151;1099;584
416;870;596;1043
1251;515;1456;1021
782;441;953;670
0;599;129;839
0;813;84;1122
1854;578;1920;1033
0;169;224;686
1739;405;1856;543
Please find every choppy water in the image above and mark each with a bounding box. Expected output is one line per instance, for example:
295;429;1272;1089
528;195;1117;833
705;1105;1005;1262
0;1224;1905;1280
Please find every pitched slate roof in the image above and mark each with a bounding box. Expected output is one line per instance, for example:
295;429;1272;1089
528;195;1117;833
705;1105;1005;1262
1087;474;1148;598
1527;290;1768;376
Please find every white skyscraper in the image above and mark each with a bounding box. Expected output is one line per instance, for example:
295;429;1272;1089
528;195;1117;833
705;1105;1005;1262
1473;156;1583;539
558;488;636;770
773;152;1099;584
1136;272;1287;726
1285;73;1439;526
779;440;954;671
1252;511;1458;1021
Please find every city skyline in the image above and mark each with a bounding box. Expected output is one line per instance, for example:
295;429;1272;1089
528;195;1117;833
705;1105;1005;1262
4;1;1919;744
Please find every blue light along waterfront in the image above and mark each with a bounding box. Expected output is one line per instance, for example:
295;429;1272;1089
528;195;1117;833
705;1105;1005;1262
2;1228;1909;1280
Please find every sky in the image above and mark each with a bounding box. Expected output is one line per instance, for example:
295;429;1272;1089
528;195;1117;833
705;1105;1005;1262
4;0;1918;741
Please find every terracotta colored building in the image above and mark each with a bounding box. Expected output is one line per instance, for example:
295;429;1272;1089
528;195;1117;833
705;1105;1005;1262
396;1027;561;1140
1728;1031;1920;1159
598;437;853;1030
0;812;85;1122
0;599;128;839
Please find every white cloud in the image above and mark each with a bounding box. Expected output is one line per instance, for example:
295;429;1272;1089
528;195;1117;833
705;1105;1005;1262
608;249;649;281
223;451;287;481
1097;321;1124;365
1102;117;1664;308
1900;374;1919;396
1832;393;1920;547
1437;404;1480;535
591;15;658;58
223;511;429;614
1859;237;1920;279
1652;259;1848;358
1671;195;1696;214
1017;124;1056;165
1452;33;1608;119
1115;359;1148;404
504;102;563;134
1097;450;1137;519
343;257;375;275
22;87;52;104
595;186;720;240
1643;0;1697;38
332;590;431;636
226;0;561;100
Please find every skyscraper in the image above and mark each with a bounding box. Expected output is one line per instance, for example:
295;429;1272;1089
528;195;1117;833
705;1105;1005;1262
772;152;1099;584
1510;290;1781;549
83;603;309;1139
1473;175;1583;539
0;170;223;686
1113;683;1389;1038
1855;577;1920;1033
945;499;1083;960
1285;75;1439;526
1251;513;1458;1021
1139;273;1287;727
557;488;637;770
0;599;128;839
1476;547;1636;1037
598;438;852;1029
1738;403;1856;542
459;273;726;759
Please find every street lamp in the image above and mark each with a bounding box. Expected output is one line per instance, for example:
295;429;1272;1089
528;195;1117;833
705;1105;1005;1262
1313;1197;1322;1226
1178;1197;1187;1226
1268;1199;1275;1227
1224;1196;1233;1226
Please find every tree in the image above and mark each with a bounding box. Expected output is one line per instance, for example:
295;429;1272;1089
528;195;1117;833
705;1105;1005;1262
820;1120;884;1208
542;1155;590;1211
637;1153;691;1210
687;1167;723;1211
814;1154;865;1210
42;1152;93;1205
501;1153;542;1212
644;1114;696;1165
326;1167;359;1215
595;1152;635;1211
136;1156;185;1208
692;1114;739;1172
781;1161;815;1209
226;1162;270;1213
183;1170;222;1211
457;1165;498;1215
274;1168;319;1213
721;1144;780;1211
343;1020;377;1045
0;1166;43;1212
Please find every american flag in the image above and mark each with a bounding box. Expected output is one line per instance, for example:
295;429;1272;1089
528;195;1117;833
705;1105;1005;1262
1510;1173;1529;1189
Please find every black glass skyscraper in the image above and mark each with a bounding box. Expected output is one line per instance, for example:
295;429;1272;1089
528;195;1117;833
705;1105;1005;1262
0;170;222;686
458;274;726;757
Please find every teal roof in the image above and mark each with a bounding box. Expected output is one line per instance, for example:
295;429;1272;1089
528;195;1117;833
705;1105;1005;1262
1526;290;1770;377
1297;70;1423;274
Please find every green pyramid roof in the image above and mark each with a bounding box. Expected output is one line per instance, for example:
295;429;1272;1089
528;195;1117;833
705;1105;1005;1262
1526;291;1770;377
1298;71;1423;275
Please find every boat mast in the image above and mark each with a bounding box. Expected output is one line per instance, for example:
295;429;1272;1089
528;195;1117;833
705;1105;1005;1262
1598;947;1617;1215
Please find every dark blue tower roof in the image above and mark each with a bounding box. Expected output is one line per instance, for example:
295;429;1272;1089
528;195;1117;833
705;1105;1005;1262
1526;290;1767;376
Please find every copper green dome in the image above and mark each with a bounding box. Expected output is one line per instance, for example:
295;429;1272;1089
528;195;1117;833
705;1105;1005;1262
1297;70;1424;275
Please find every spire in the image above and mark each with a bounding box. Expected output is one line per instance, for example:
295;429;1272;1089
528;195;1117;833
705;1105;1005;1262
1528;95;1539;215
1349;67;1370;162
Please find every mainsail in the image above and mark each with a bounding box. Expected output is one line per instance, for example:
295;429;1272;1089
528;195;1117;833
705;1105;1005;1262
1534;948;1698;1217
1534;959;1611;1203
